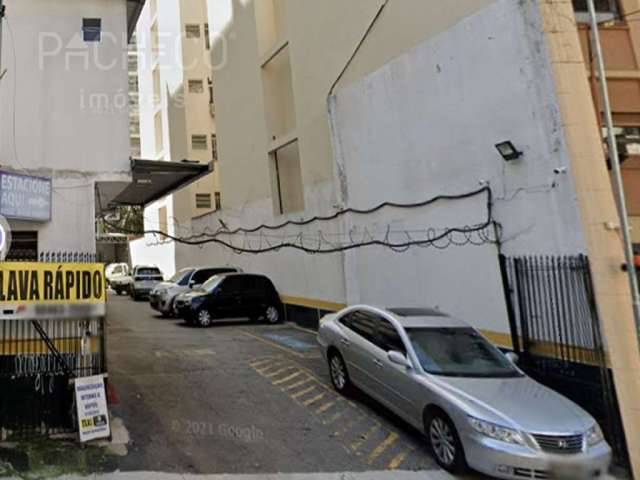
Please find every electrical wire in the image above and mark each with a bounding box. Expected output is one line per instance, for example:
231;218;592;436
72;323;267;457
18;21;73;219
101;187;497;254
3;18;25;171
188;186;492;239
328;0;390;97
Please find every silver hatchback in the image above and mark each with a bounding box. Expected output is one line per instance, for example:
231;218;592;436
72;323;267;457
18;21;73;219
317;306;611;479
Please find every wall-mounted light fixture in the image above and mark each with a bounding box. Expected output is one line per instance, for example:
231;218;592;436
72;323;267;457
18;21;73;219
495;141;523;161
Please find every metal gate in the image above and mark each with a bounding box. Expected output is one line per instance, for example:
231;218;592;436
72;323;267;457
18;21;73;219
0;252;106;439
0;317;106;438
499;254;629;467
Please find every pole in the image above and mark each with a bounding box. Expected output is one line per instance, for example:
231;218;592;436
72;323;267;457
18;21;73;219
587;0;640;343
0;0;5;78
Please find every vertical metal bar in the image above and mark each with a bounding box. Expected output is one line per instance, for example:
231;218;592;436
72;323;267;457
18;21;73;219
549;256;563;362
499;255;521;354
530;256;543;351
273;150;284;215
514;258;530;354
587;0;640;349
520;257;532;349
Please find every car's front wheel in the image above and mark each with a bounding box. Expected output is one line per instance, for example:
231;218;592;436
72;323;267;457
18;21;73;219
196;308;213;327
425;410;467;474
328;351;352;395
264;305;280;324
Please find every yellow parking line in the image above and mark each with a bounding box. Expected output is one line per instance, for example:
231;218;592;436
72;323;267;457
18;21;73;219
351;424;379;451
302;393;326;406
387;450;408;470
315;400;336;415
291;385;316;399
250;358;276;368
367;432;399;465
283;377;312;391
242;331;307;358
273;371;303;385
257;362;287;374
322;410;345;426
265;366;296;378
333;412;365;437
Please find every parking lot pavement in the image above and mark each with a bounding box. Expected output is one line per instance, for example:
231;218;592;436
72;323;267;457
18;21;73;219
106;293;445;476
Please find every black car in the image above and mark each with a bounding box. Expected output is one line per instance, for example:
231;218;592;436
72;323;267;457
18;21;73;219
174;273;283;327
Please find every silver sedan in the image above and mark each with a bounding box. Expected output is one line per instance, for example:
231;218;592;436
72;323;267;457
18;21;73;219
317;306;611;479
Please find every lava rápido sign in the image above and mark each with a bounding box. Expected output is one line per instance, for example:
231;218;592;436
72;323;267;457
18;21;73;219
75;375;110;442
0;262;106;304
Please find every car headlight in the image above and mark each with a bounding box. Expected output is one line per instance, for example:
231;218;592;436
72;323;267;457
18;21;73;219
468;416;525;446
189;296;204;306
586;423;604;447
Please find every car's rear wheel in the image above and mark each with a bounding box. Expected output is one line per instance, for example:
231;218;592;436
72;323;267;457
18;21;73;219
425;410;467;474
264;305;280;324
196;308;213;327
328;352;352;395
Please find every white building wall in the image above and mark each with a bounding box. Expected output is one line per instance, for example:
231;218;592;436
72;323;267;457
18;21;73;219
149;0;588;340
0;0;130;254
329;0;587;334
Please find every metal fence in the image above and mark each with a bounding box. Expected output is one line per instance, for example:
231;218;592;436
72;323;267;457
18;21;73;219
0;252;106;438
499;254;629;468
0;317;106;438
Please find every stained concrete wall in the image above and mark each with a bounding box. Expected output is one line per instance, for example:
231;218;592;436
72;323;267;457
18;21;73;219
329;0;587;335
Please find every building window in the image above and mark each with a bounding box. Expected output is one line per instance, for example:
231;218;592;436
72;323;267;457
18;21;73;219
153;67;161;107
154;111;164;154
196;193;212;209
188;79;204;93
6;232;38;261
191;134;208;150
270;140;305;215
573;0;620;20
158;207;168;236
82;18;102;42
603;126;640;157
151;20;160;59
211;134;218;161
185;24;201;39
204;23;211;50
208;77;214;104
214;192;221;210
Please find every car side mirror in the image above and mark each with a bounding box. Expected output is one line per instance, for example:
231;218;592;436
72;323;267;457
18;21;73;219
505;352;519;364
388;351;411;369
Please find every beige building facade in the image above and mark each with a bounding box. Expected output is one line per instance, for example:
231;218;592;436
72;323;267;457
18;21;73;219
131;0;220;276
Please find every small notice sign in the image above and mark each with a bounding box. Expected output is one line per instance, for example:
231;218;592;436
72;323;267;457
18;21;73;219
75;375;110;442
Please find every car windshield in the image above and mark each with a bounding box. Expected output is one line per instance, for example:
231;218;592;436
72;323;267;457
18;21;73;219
137;268;161;276
201;275;225;292
406;327;522;378
169;269;194;284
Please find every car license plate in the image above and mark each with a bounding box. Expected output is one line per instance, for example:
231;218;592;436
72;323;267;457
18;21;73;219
550;463;586;480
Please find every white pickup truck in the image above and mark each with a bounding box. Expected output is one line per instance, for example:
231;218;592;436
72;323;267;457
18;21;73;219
106;263;131;296
128;265;165;301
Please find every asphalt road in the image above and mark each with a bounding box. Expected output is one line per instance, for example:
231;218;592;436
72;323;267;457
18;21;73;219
106;293;448;476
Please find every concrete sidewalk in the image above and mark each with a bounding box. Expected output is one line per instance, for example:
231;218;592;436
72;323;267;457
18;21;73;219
23;471;622;480
7;473;456;480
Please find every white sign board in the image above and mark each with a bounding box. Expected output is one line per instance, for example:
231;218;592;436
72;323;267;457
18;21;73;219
0;171;52;222
75;375;110;442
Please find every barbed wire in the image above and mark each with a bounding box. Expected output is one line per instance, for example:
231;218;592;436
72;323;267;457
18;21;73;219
102;187;498;254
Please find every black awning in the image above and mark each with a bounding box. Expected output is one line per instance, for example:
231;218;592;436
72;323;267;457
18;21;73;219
127;0;146;41
110;159;212;208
